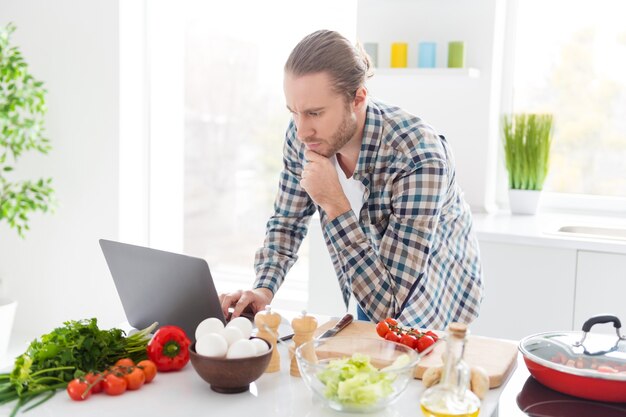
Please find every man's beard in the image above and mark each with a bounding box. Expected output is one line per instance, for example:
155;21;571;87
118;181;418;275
320;110;358;157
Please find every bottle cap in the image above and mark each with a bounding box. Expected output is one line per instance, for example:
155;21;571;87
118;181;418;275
448;322;468;338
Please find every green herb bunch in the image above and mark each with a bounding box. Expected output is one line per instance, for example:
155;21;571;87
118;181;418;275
0;22;55;237
0;318;156;415
502;113;554;190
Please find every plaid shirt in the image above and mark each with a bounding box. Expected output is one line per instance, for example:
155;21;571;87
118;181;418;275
254;98;483;329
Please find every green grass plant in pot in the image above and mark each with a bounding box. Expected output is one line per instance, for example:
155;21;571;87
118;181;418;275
502;113;553;215
0;22;55;361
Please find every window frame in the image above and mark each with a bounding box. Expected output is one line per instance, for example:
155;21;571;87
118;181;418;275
498;0;626;215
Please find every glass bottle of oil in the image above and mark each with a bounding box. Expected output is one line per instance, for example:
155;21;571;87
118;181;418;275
420;322;481;417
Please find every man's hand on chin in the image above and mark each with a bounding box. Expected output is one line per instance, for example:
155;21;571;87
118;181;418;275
300;150;350;220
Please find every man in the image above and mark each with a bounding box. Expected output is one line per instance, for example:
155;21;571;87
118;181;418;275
219;30;483;329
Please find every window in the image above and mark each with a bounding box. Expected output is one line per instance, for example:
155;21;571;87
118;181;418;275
180;1;356;309
511;0;626;202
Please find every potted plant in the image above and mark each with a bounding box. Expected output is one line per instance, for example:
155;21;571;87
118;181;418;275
0;22;55;359
501;113;554;215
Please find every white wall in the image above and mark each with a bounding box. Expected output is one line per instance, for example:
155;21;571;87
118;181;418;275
0;0;126;337
357;0;507;212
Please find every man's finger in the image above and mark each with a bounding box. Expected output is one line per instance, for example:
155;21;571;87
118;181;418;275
231;292;252;319
304;149;324;162
220;291;241;317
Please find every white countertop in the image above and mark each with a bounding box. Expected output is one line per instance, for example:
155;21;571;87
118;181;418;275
473;211;626;254
1;328;511;417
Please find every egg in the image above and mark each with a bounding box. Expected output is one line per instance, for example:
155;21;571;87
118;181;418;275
195;333;228;358
226;316;254;339
250;338;270;355
219;326;244;346
226;339;257;359
195;317;224;341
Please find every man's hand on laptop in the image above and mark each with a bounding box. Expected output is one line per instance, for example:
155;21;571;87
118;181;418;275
219;288;273;320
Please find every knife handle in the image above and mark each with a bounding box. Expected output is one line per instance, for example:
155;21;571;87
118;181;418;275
334;313;354;332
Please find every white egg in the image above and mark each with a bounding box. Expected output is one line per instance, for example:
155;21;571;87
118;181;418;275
250;338;270;355
195;333;228;358
226;339;257;359
219;326;244;347
226;317;254;339
195;317;224;341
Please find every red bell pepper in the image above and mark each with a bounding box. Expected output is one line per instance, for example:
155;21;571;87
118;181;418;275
146;325;191;371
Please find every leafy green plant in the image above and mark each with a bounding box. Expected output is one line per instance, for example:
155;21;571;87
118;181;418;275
0;22;55;237
0;318;156;415
502;113;554;190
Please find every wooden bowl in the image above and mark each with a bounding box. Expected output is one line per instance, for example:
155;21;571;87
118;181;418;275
189;337;273;393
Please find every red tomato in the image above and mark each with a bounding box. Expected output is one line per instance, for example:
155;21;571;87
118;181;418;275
102;374;127;396
384;331;401;343
425;330;439;342
137;360;157;383
123;367;146;390
416;335;435;353
384;318;398;326
84;372;103;394
400;333;417;349
67;378;91;401
376;321;390;338
115;358;135;369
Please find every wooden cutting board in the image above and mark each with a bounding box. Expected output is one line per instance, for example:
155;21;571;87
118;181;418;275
315;320;518;388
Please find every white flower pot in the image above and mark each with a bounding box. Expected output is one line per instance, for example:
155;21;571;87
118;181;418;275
508;189;542;215
0;298;18;362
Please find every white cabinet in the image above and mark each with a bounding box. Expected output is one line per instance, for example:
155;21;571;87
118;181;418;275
471;241;577;340
574;251;626;334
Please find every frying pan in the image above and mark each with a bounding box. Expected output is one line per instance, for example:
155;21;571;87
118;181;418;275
519;314;626;403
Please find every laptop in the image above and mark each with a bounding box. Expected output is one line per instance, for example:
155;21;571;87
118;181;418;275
100;239;250;339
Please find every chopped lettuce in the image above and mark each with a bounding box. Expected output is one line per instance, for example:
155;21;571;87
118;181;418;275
316;353;407;408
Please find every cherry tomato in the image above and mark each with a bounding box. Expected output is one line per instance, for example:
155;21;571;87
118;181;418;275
102;374;127;396
416;335;435;353
137;360;157;383
67;378;91;401
84;372;103;394
400;334;417;349
384;318;398;326
376;321;390;338
384;331;401;343
115;358;135;370
123;367;146;390
425;330;439;342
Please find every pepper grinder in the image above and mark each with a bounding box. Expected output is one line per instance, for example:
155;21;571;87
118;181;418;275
255;306;282;373
290;310;318;377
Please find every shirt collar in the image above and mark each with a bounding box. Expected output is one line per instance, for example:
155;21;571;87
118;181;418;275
353;99;383;178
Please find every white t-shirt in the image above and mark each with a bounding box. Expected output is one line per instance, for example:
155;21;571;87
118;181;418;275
332;155;366;317
332;155;366;220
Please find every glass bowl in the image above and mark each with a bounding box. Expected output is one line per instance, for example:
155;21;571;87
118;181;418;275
295;336;420;413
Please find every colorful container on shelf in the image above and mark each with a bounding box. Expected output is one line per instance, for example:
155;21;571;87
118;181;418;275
418;42;437;68
390;42;408;68
447;41;466;68
363;42;378;67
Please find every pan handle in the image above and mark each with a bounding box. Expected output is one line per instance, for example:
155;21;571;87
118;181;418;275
581;314;621;333
574;314;626;349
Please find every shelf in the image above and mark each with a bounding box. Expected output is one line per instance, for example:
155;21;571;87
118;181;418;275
373;68;481;78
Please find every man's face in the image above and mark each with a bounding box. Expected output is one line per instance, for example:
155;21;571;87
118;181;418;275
284;72;358;157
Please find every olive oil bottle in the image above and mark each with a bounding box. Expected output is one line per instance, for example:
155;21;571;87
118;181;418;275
420;323;481;417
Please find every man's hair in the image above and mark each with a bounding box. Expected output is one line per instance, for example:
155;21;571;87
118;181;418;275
285;30;374;101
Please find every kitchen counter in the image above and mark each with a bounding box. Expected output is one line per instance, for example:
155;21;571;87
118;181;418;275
1;338;510;417
4;333;624;416
472;211;626;254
